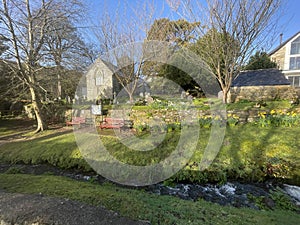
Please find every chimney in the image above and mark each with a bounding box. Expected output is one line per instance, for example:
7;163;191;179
280;33;283;45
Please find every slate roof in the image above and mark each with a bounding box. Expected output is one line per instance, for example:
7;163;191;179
231;69;290;87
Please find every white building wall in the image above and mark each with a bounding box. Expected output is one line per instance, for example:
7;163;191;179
86;59;114;101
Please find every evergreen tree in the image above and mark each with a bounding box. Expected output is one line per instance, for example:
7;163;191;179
244;51;277;70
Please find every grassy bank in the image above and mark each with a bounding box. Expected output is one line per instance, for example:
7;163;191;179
0;122;299;185
0;129;91;171
0;119;300;224
0;173;299;225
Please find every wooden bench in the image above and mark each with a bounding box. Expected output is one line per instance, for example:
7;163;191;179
66;117;86;126
99;118;124;129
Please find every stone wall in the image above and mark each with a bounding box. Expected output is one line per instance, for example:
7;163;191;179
228;85;297;103
270;46;286;70
127;109;255;125
293;87;300;98
66;106;300;126
129;108;300;125
129;109;208;125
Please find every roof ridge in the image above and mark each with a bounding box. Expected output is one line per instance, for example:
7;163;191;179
269;31;300;55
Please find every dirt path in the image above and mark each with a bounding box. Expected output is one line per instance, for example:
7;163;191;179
0;190;150;225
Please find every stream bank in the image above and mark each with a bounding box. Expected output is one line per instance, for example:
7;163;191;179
1;163;299;212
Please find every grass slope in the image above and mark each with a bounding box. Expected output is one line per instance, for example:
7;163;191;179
0;130;91;171
0;123;299;184
0;119;300;224
0;173;299;225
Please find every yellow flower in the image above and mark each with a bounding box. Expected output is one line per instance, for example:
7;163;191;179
214;115;221;120
259;112;266;118
270;109;276;115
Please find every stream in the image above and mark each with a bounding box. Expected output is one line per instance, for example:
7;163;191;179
1;163;299;211
145;182;300;209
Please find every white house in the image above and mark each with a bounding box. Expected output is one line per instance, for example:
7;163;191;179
270;31;300;87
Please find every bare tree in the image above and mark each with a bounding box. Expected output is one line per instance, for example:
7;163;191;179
92;0;158;103
172;0;284;103
0;0;85;132
43;14;93;99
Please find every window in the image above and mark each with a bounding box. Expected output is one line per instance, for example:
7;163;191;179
95;75;104;86
291;36;300;55
287;76;300;87
289;57;300;70
81;87;87;96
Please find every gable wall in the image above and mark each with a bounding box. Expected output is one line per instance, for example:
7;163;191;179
270;46;286;70
86;60;114;101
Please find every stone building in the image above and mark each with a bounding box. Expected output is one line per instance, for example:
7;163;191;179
228;69;296;103
270;31;300;87
84;59;122;101
81;59;149;103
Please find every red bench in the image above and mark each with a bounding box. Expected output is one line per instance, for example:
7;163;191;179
99;118;124;129
66;117;86;126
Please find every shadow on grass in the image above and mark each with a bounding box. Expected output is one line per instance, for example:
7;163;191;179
225;124;299;184
0;118;71;141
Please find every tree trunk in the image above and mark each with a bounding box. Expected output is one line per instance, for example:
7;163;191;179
57;73;62;99
222;88;229;104
29;85;48;132
56;66;62;99
129;92;134;104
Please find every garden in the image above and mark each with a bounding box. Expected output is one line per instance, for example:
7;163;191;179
0;99;300;224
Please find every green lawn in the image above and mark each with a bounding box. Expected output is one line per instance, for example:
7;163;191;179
0;129;91;171
0;122;299;185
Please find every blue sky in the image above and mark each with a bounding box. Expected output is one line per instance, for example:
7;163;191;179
85;0;300;50
280;0;300;44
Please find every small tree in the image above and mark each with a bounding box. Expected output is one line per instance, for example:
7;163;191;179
93;1;157;103
244;51;277;70
174;0;284;103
